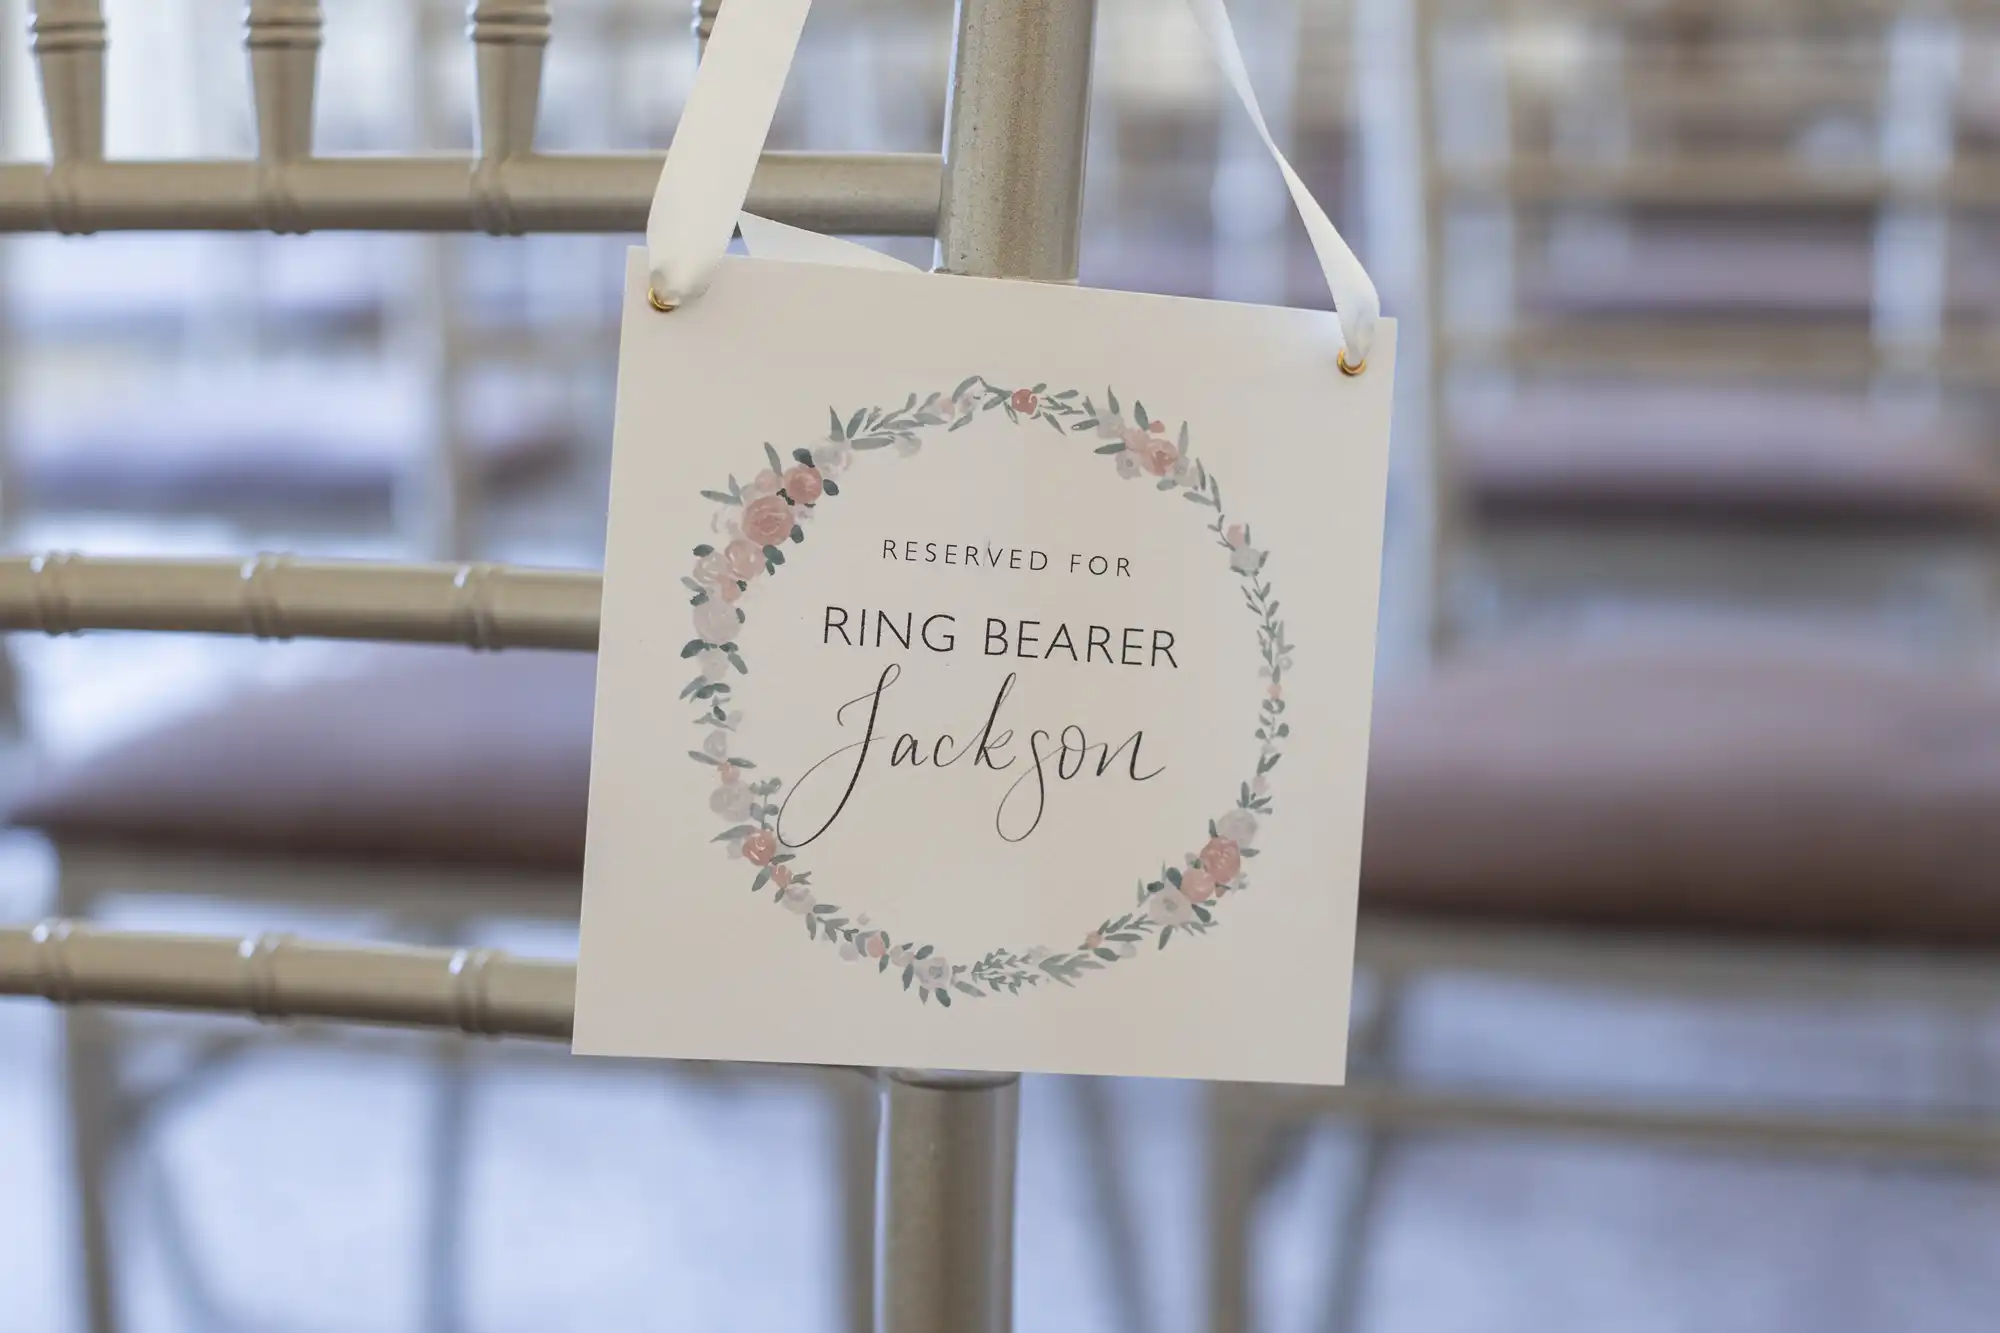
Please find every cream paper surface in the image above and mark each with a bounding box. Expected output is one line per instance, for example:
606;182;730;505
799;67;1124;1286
574;250;1394;1084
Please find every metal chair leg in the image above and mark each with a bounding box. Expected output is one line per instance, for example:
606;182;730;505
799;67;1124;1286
63;1004;123;1333
1070;1075;1151;1333
877;1069;1019;1333
421;1031;475;1333
55;857;124;1333
1205;1082;1299;1333
1320;977;1408;1333
832;1070;879;1333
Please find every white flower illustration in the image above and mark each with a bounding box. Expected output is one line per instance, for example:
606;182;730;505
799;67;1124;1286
709;784;754;821
698;649;730;682
693;598;740;645
1216;809;1259;846
813;439;852;476
1147;886;1194;926
781;883;816;914
915;956;953;990
703;729;731;761
1229;546;1265;575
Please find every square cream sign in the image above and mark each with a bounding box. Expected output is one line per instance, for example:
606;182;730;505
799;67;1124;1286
574;249;1394;1084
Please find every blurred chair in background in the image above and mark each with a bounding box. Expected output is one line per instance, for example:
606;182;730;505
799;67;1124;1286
0;0;600;567
0;5;870;1332
1092;3;2000;1331
1426;0;2000;644
12;645;880;1333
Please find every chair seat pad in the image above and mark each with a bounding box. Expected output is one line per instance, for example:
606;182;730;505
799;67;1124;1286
1456;384;2000;528
1363;631;2000;947
1524;222;2000;318
1526;225;1869;318
12;364;574;509
8;648;595;872
17;634;2000;946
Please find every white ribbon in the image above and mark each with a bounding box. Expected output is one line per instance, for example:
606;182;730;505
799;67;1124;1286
735;211;920;272
644;0;816;305
646;0;1381;364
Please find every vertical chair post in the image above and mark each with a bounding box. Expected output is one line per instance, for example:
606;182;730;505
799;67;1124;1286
877;1069;1022;1333
877;0;1096;1330
470;0;550;169
245;0;321;171
29;0;106;171
932;0;1095;285
692;0;723;57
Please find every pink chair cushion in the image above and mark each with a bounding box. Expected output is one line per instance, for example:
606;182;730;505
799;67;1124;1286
1524;220;2000;319
15;633;2000;948
8;647;595;872
1364;630;2000;947
1456;384;2000;527
11;363;574;509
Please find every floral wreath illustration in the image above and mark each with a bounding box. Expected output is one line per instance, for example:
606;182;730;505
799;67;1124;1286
682;377;1291;1006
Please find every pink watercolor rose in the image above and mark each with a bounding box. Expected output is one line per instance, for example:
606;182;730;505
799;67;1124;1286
1224;524;1247;548
1010;388;1038;414
742;829;779;866
1083;931;1104;950
1124;426;1179;477
1199;836;1242;884
783;465;824;505
1180;868;1215;904
745;469;783;499
725;539;765;580
692;552;730;587
741;493;795;546
865;933;887;959
770;863;793;888
717;763;739;784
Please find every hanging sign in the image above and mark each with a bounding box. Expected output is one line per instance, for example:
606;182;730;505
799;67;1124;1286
573;0;1394;1084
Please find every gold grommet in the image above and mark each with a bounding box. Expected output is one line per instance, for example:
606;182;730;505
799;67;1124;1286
1337;348;1366;377
647;287;679;313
